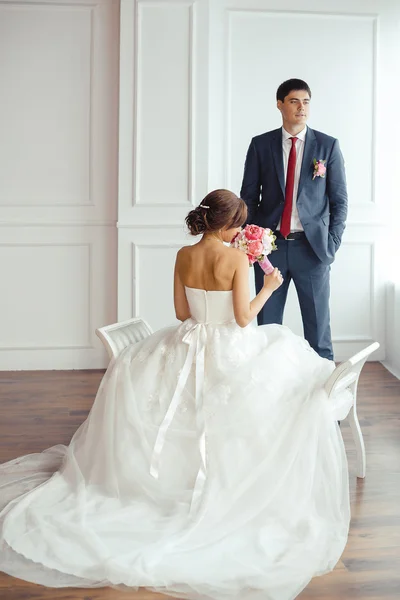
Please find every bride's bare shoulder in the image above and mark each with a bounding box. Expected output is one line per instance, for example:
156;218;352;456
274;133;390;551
177;243;246;263
177;244;194;256
228;246;248;265
176;244;198;265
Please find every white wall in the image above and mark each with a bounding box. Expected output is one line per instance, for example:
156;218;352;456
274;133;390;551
207;0;400;362
0;0;119;369
118;0;400;364
2;0;399;371
385;284;400;379
118;0;209;330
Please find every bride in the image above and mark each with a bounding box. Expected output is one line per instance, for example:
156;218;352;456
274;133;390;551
0;189;350;600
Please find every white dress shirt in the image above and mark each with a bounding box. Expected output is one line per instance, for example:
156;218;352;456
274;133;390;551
277;125;307;233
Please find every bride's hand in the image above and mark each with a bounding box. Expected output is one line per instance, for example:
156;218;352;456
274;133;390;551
263;268;283;292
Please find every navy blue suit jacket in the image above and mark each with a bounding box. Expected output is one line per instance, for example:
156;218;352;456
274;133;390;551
240;127;348;264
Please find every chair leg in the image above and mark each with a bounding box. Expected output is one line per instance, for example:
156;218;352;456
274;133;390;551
347;405;366;478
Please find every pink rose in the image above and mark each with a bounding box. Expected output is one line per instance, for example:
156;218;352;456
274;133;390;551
247;239;263;258
317;163;326;176
244;224;264;241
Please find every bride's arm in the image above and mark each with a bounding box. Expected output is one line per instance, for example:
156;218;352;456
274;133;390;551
174;251;191;321
232;252;281;328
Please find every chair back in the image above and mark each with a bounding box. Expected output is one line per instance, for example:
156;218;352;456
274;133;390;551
324;342;380;399
96;317;153;360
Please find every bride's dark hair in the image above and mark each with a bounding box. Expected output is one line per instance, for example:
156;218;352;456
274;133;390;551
186;189;247;236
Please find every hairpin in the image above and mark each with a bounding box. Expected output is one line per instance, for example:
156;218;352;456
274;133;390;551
200;204;210;209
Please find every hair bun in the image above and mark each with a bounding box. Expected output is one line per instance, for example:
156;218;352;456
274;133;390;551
185;190;247;236
185;208;207;236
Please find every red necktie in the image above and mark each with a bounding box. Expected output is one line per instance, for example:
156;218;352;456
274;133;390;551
280;136;298;238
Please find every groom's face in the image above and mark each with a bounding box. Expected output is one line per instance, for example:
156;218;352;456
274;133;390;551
277;90;310;128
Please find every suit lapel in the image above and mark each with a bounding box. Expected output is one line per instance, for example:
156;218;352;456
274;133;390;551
297;127;317;199
271;130;285;197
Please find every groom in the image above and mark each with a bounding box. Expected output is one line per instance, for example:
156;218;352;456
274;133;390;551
240;79;348;360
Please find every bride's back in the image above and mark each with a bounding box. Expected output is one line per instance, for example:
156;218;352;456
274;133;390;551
178;189;248;293
178;243;238;292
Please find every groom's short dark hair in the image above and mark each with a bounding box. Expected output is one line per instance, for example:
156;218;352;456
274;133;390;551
276;79;311;102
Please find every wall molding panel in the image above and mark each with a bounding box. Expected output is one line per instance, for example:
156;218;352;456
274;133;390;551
0;0;119;369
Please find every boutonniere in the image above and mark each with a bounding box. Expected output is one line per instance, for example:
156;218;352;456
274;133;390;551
312;158;326;180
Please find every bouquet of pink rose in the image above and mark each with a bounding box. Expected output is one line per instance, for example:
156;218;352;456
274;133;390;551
230;224;277;275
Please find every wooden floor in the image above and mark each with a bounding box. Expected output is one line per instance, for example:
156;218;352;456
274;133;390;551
0;363;399;600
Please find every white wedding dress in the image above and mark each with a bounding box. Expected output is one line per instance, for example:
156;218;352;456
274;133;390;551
0;287;351;600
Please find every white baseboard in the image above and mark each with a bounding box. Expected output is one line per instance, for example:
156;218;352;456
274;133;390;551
381;360;400;381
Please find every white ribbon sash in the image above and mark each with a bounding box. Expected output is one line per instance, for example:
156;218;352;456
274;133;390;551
150;321;208;515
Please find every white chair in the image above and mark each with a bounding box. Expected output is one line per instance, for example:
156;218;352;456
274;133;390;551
96;316;379;479
325;342;380;479
95;317;153;360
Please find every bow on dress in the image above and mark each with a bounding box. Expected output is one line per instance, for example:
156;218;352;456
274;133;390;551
149;321;208;515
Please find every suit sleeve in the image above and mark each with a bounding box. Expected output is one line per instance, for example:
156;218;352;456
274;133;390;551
240;138;261;225
327;139;348;249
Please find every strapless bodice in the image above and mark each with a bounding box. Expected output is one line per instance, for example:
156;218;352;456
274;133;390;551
185;287;235;324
